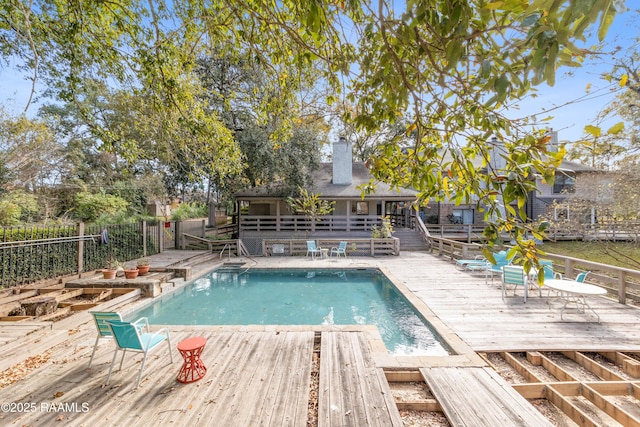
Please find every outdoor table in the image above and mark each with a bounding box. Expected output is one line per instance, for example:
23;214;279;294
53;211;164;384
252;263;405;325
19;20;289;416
321;248;329;259
544;279;607;322
176;336;207;383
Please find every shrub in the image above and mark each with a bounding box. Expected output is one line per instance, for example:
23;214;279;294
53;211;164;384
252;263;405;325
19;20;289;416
73;191;129;222
0;190;39;225
171;202;207;220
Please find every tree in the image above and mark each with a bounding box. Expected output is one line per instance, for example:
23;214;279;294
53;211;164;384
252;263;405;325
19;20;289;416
286;187;335;235
0;0;622;256
195;54;328;198
569;14;640;169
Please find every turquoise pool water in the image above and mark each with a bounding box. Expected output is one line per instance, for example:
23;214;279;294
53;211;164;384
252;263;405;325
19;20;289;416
133;268;450;356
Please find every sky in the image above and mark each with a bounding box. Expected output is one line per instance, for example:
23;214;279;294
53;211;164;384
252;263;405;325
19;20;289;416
503;5;639;144
0;4;638;145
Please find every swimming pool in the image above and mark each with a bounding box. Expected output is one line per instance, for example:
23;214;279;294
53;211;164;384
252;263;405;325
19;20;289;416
132;267;451;356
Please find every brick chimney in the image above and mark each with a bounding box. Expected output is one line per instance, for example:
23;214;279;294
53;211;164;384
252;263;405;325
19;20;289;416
332;136;352;185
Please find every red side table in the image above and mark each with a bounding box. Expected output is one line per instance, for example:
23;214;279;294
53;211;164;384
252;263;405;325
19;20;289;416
176;336;207;383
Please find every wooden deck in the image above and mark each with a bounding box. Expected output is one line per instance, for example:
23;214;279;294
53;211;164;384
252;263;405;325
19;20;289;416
0;328;405;426
1;251;640;426
319;331;402;426
379;252;640;353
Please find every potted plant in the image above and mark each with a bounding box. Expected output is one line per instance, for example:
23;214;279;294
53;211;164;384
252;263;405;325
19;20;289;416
102;258;122;279
136;258;150;275
124;264;139;279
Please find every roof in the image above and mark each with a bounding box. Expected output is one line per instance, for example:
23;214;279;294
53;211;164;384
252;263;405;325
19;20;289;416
235;162;418;200
557;159;596;173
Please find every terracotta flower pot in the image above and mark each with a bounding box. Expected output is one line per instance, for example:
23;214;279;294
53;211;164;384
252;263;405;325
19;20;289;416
124;269;139;279
102;269;117;279
137;265;150;275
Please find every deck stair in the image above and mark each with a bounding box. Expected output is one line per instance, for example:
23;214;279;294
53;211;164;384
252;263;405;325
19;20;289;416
393;228;428;251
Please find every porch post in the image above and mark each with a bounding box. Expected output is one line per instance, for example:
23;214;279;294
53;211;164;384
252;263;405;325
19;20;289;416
346;200;351;232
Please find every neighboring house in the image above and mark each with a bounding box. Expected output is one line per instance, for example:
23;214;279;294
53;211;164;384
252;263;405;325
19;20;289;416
527;159;594;223
234;138;419;254
421;131;595;226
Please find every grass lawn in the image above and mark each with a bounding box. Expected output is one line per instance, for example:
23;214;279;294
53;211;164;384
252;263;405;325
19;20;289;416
541;240;640;271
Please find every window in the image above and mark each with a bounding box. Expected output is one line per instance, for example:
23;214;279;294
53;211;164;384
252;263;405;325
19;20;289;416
553;174;575;194
356;202;369;215
451;209;474;224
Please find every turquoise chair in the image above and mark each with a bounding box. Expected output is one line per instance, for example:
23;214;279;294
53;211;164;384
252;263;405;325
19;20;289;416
539;259;562;281
88;312;148;368
485;250;514;283
306;240;322;259
88;311;122;368
575;271;589;282
331;241;347;257
502;265;540;303
455;255;487;270
106;318;173;388
537;260;564;295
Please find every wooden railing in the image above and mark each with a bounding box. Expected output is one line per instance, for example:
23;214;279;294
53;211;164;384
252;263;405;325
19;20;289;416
424;235;640;305
262;238;400;257
240;215;380;232
424;224;487;242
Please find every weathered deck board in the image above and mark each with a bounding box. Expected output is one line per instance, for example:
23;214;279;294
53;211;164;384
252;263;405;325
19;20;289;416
421;366;553;426
381;253;640;352
319;331;402;427
0;329;315;427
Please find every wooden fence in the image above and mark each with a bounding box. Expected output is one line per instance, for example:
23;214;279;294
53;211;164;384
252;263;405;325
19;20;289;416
261;238;400;257
424;235;640;305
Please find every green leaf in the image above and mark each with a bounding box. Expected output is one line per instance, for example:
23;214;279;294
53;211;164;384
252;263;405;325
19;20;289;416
597;4;615;42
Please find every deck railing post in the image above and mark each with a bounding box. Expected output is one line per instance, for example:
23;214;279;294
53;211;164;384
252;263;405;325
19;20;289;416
619;272;627;304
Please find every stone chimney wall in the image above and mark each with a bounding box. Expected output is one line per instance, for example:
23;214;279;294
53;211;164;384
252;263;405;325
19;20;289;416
333;136;353;185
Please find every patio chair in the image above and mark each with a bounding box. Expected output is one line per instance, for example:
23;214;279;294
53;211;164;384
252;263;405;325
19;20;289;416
455;255;487;270
89;312;149;368
331;241;347;257
88;311;124;368
502;265;540;303
539;259;562;281
575;271;589;282
537;260;563;295
306;240;322;259
485;250;514;283
105;318;173;388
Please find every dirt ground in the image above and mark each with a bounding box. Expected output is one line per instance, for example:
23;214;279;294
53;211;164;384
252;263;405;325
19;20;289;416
382;348;640;427
484;351;640;426
390;382;450;427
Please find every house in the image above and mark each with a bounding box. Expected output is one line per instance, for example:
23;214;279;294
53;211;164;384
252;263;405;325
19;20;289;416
421;131;595;226
234;137;419;254
233;131;594;252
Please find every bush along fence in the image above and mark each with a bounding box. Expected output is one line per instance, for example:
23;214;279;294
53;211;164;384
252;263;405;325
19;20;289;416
0;221;162;288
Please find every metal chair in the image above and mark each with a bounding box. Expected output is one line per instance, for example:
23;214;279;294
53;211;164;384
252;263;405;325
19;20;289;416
306;240;322;259
106;318;173;388
485;250;514;284
575;271;589;282
501;265;540;303
88;311;123;368
331;241;347;257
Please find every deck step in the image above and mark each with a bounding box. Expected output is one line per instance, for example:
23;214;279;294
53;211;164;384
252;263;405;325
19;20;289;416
420;367;552;427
